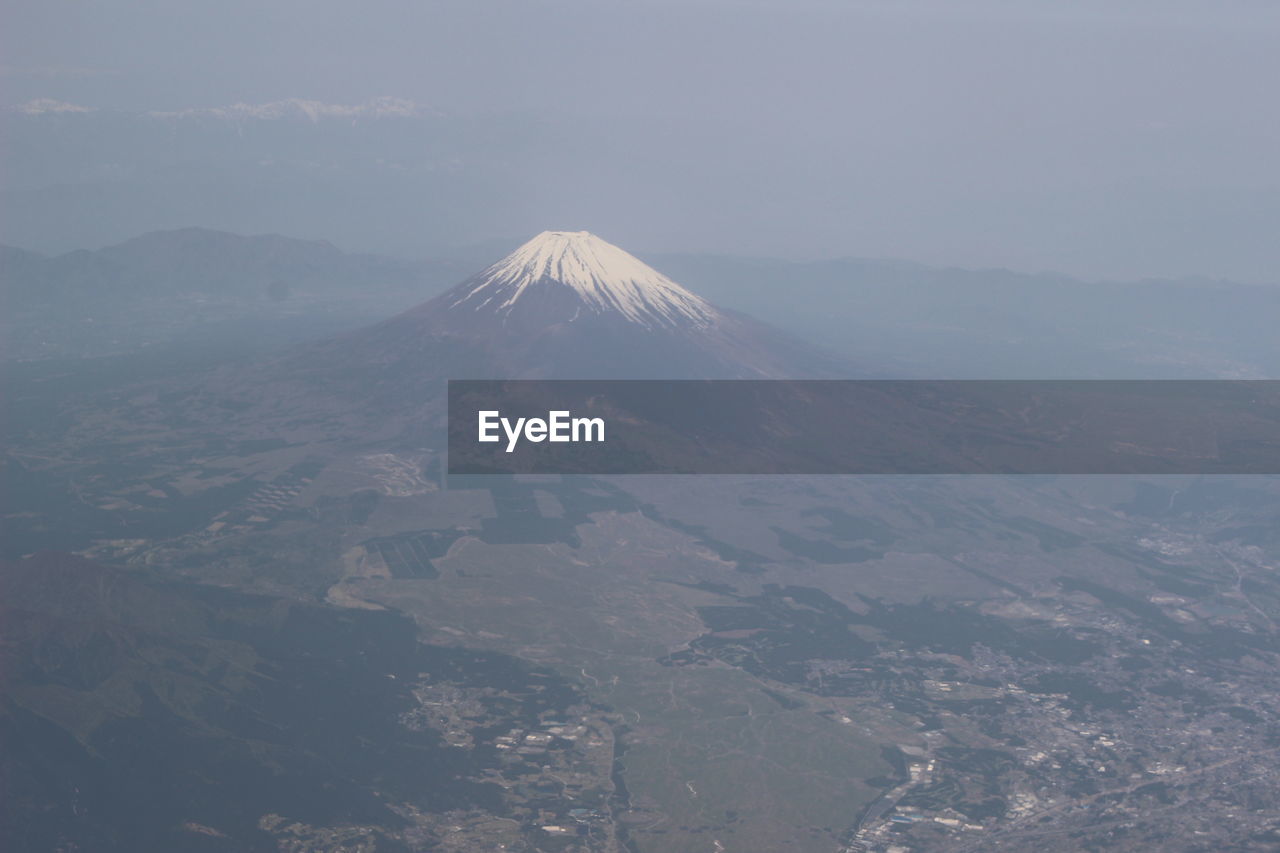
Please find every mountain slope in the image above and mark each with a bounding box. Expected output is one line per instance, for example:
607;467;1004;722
0;552;585;852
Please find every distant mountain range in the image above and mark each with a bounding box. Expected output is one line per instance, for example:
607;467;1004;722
5;226;1277;379
652;254;1280;380
1;228;462;361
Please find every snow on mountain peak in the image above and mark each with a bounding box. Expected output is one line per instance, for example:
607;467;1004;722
14;99;96;115
148;96;434;122
451;231;717;328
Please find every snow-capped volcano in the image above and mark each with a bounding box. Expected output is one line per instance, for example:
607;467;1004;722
256;228;848;399
449;230;716;329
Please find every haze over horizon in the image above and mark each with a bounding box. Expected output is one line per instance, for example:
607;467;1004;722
3;0;1278;283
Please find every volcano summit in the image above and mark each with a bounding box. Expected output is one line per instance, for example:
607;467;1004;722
449;230;717;329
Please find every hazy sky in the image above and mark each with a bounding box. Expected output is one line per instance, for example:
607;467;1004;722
3;0;1279;281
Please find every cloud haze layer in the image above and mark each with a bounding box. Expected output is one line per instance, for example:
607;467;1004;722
3;0;1278;281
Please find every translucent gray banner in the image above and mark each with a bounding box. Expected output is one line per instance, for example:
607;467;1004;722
447;380;1280;475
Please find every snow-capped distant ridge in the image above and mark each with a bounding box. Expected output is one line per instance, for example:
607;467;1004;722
149;96;435;122
14;99;95;115
451;231;718;329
